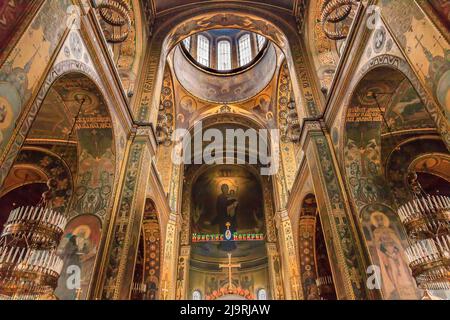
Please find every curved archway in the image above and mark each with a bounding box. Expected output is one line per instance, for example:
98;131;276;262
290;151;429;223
0;59;121;188
136;4;322;125
341;63;450;299
386;137;449;203
186;163;269;301
0;68;118;300
409;153;450;190
176;112;281;300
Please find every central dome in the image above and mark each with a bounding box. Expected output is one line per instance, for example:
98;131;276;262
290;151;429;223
180;28;268;74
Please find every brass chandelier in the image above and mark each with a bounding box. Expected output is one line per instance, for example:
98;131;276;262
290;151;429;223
398;173;450;293
0;204;67;300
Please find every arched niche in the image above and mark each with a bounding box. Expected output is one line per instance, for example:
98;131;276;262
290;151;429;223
298;193;336;300
303;0;341;96
131;198;162;300
178;113;279;246
186;163;270;301
409;153;450;196
24;71;117;220
0;146;75;234
111;0;148;101
342;64;450;299
0;69;118;300
385;138;450;203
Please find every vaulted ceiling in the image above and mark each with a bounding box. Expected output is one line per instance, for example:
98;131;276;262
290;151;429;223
152;0;299;15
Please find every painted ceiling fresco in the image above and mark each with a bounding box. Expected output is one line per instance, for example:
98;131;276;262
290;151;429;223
0;0;38;58
154;0;295;14
28;73;110;142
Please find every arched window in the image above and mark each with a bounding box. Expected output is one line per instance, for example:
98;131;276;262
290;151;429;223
257;34;266;51
197;35;210;67
238;34;252;66
257;289;267;300
217;40;232;71
183;37;191;51
192;290;202;300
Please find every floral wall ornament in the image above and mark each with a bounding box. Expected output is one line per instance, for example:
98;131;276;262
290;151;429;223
156;67;175;146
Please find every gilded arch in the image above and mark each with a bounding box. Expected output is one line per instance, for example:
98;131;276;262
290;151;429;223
135;4;324;126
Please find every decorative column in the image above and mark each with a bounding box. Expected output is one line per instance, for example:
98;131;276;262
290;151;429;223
266;243;285;300
96;129;153;300
301;121;373;300
160;212;180;300
274;209;304;300
175;245;191;300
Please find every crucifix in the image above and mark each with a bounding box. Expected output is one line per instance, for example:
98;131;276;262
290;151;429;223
160;280;169;300
219;253;241;291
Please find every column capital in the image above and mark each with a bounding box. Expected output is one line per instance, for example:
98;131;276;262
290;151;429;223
276;209;290;220
298;119;326;151
134;124;158;156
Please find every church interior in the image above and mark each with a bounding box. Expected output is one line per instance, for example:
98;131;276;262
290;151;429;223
0;0;449;300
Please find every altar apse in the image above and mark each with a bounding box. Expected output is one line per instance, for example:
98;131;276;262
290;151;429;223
187;165;270;300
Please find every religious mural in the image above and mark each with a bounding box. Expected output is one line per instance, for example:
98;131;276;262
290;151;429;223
191;165;265;237
344;67;421;299
361;205;417;299
188;165;270;299
379;0;450;122
0;0;71;158
173;44;277;104
55;214;102;300
384;78;436;132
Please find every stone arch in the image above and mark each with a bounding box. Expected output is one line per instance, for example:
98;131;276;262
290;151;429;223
385;136;449;204
338;54;450;156
0;60;121;189
340;63;438;299
0;60;120;300
135;4;323;125
1;146;75;213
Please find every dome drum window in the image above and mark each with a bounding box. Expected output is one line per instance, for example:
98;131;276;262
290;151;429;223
180;29;268;74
